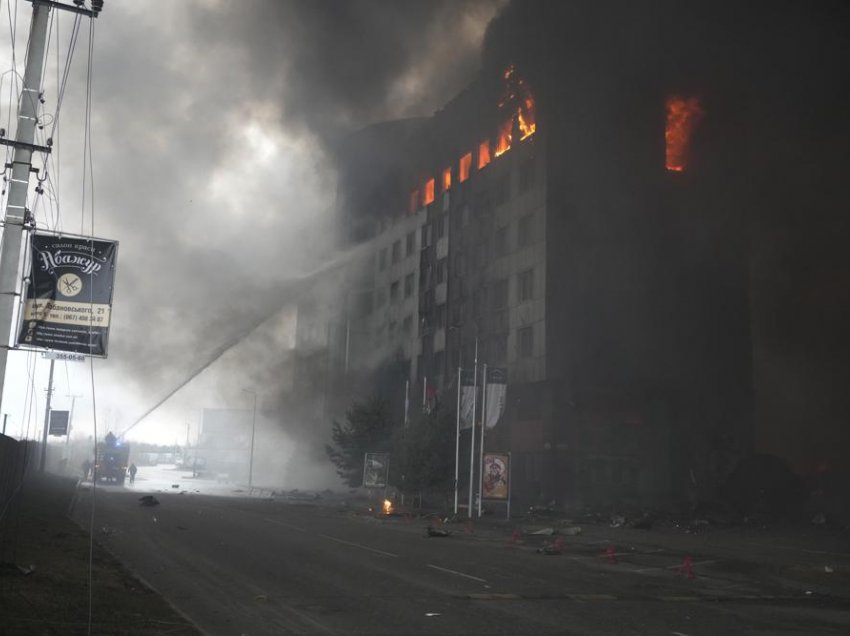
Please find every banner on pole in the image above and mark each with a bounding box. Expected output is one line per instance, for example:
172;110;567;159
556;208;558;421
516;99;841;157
363;452;389;488
484;367;507;429
459;368;476;429
17;233;118;357
48;410;69;436
482;453;509;500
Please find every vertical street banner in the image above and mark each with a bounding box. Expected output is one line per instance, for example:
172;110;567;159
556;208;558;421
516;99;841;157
363;452;390;488
482;453;509;500
484;367;507;429
17;233;118;357
48;410;69;436
459;368;477;429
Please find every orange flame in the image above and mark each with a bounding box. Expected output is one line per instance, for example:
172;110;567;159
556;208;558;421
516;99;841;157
665;96;703;172
459;152;472;182
518;95;536;140
383;499;393;515
423;178;435;206
495;119;512;157
442;167;451;192
478;140;491;169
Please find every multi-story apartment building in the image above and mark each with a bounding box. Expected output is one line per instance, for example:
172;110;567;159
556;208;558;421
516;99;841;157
299;49;753;510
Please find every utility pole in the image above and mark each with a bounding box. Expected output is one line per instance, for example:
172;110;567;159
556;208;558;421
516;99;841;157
65;392;83;454
0;2;51;416
39;357;55;471
0;1;105;416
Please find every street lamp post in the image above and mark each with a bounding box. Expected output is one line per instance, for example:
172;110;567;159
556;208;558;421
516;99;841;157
242;389;257;490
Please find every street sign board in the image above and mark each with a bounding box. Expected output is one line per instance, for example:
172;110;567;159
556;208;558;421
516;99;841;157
48;410;69;436
17;232;118;357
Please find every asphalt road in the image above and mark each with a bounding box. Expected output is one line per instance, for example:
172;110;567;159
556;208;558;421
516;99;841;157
71;472;850;635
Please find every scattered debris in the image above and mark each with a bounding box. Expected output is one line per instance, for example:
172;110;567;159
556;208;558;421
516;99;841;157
139;495;159;506
426;526;450;537
824;565;834;573
610;514;626;528
531;527;555;536
0;562;36;576
425;612;441;617
606;545;618;564
562;526;582;536
255;594;268;602
812;513;826;525
99;526;117;536
629;512;656;530
536;541;563;555
678;556;695;579
176;526;188;531
171;484;180;489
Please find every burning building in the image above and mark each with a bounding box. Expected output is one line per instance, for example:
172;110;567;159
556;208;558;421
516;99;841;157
295;0;849;510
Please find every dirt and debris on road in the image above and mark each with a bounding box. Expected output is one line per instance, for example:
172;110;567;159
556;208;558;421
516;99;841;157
0;473;200;636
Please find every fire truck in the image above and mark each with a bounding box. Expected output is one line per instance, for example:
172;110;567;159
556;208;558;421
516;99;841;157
95;432;130;485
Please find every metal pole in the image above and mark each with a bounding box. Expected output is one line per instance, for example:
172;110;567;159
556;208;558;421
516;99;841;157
0;2;52;415
453;366;461;514
249;391;257;489
467;338;478;518
2;413;7;435
39;357;55;471
478;364;487;517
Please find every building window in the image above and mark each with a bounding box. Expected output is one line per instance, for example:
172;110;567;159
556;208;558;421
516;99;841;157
423;178;436;206
409;190;419;214
459;152;472;182
442;167;452;192
518;325;534;357
435;258;447;284
404;273;414;298
391;240;401;263
379;248;387;271
492;278;508;310
436;304;447;328
519;156;537;192
518;268;534;302
494;225;509;258
406;231;416;256
518;213;534;247
421;224;431;248
478;139;491;169
492;333;508;364
493;173;510;206
390;280;400;302
403;315;413;336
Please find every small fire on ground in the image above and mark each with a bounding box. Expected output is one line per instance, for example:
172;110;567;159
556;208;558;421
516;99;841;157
383;499;394;515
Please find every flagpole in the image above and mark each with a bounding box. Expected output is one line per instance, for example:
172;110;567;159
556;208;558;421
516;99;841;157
453;366;461;515
467;338;478;518
422;376;427;408
404;379;410;427
478;364;488;517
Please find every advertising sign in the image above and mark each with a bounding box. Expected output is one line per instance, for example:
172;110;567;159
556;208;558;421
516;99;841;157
17;233;118;357
48;410;69;436
363;452;389;488
482;453;509;500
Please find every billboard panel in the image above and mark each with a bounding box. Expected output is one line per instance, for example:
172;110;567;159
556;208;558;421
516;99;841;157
48;410;69;436
482;453;509;500
17;233;118;357
363;452;389;488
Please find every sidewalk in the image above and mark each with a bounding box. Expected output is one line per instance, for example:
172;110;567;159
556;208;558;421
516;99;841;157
0;472;200;636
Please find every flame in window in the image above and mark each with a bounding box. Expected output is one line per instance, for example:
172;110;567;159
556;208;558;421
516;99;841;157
423;178;435;206
478;140;491;169
442;167;451;191
459;152;472;182
665;96;703;172
495;119;512;157
499;65;536;147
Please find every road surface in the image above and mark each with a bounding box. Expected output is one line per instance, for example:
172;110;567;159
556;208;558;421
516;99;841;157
72;467;850;635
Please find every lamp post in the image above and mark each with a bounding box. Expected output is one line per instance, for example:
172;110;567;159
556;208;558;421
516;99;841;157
242;389;257;490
